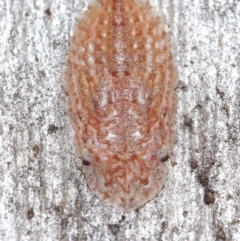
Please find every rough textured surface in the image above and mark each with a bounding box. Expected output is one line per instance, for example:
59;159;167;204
0;0;240;240
67;0;176;212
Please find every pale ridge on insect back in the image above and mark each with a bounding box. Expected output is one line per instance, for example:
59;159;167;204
66;0;176;212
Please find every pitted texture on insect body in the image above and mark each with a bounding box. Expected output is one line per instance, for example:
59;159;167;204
67;0;176;211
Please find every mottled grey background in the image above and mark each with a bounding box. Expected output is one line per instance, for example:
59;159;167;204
0;0;240;240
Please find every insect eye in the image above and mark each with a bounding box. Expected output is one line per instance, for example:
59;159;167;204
83;159;91;166
157;144;169;162
82;148;93;166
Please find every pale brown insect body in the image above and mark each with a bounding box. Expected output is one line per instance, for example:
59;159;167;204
66;0;176;211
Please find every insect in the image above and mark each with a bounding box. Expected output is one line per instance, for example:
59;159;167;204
66;0;176;212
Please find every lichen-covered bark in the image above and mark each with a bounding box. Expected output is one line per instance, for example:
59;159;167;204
0;0;240;240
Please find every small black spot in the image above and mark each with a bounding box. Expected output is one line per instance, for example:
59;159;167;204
195;104;203;110
227;194;233;200
190;60;194;64
25;12;29;17
108;224;120;236
180;85;187;92
45;8;52;16
120;215;125;222
27;208;34;220
176;81;188;92
189;158;198;169
222;104;229;116
83;159;91;166
9;124;14;131
216;227;226;240
184;115;193;130
53;40;61;49
161;221;168;233
216;87;225;100
32;145;41;157
204;188;215;204
135;207;140;214
182;211;188;217
198;174;208;186
48;124;59;134
54;205;62;213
